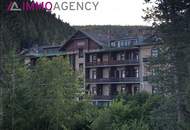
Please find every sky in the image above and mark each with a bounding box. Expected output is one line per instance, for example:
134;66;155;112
34;0;151;26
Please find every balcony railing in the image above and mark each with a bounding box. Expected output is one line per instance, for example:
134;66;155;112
86;77;140;84
86;59;139;67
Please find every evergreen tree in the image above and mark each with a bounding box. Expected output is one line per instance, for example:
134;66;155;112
0;0;75;56
144;0;190;129
0;55;84;130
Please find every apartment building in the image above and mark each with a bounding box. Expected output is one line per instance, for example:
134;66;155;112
24;30;158;105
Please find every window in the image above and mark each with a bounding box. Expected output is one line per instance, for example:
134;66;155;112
79;63;83;72
121;70;125;78
124;40;129;46
152;68;156;76
117;41;121;47
110;42;115;47
120;41;125;47
79;48;84;58
92;70;97;79
134;51;139;60
92;87;97;95
121;85;126;93
103;54;109;62
69;55;75;69
151;48;158;57
134;85;139;94
115;41;119;47
77;41;85;46
152;86;158;94
92;55;97;62
120;53;125;61
136;67;139;78
130;39;137;45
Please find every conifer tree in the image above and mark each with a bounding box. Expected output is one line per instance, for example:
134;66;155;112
144;0;190;129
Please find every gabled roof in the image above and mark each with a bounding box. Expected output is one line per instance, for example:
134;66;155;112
60;30;113;50
80;30;114;47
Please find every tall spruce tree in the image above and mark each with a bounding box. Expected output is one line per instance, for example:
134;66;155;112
144;0;190;129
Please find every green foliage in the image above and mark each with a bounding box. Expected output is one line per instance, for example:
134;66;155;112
149;97;178;130
0;57;163;130
0;51;30;130
67;101;98;130
0;0;75;56
144;0;190;129
91;93;159;130
27;57;81;130
0;55;84;130
120;119;149;130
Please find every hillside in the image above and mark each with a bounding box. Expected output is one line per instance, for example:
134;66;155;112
0;0;75;55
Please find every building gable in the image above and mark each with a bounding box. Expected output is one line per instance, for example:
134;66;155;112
60;31;103;52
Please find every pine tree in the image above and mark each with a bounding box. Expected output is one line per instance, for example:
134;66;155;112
144;0;190;129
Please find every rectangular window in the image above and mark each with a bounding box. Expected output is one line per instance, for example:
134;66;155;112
134;51;139;60
136;67;139;78
102;54;109;62
110;42;115;47
120;53;125;61
92;87;97;95
151;48;158;57
130;39;137;45
79;63;83;72
152;68;156;76
92;55;97;62
118;41;121;47
115;42;118;47
121;85;126;93
121;70;125;78
124;40;129;46
69;55;75;70
79;48;84;58
77;41;85;46
120;41;125;47
92;70;97;79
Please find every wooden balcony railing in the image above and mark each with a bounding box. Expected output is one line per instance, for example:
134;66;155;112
86;77;140;83
86;59;139;67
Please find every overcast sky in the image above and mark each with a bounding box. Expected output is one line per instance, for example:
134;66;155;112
34;0;151;26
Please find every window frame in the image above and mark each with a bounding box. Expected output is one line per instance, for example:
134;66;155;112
79;48;84;58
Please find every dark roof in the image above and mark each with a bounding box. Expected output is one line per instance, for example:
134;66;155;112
23;44;62;57
80;30;114;47
75;25;153;39
79;29;155;47
23;28;158;58
59;29;157;50
60;30;112;50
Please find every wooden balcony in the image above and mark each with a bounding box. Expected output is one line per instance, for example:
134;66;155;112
86;59;139;67
86;77;140;84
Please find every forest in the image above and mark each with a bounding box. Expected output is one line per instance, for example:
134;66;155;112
1;0;190;130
